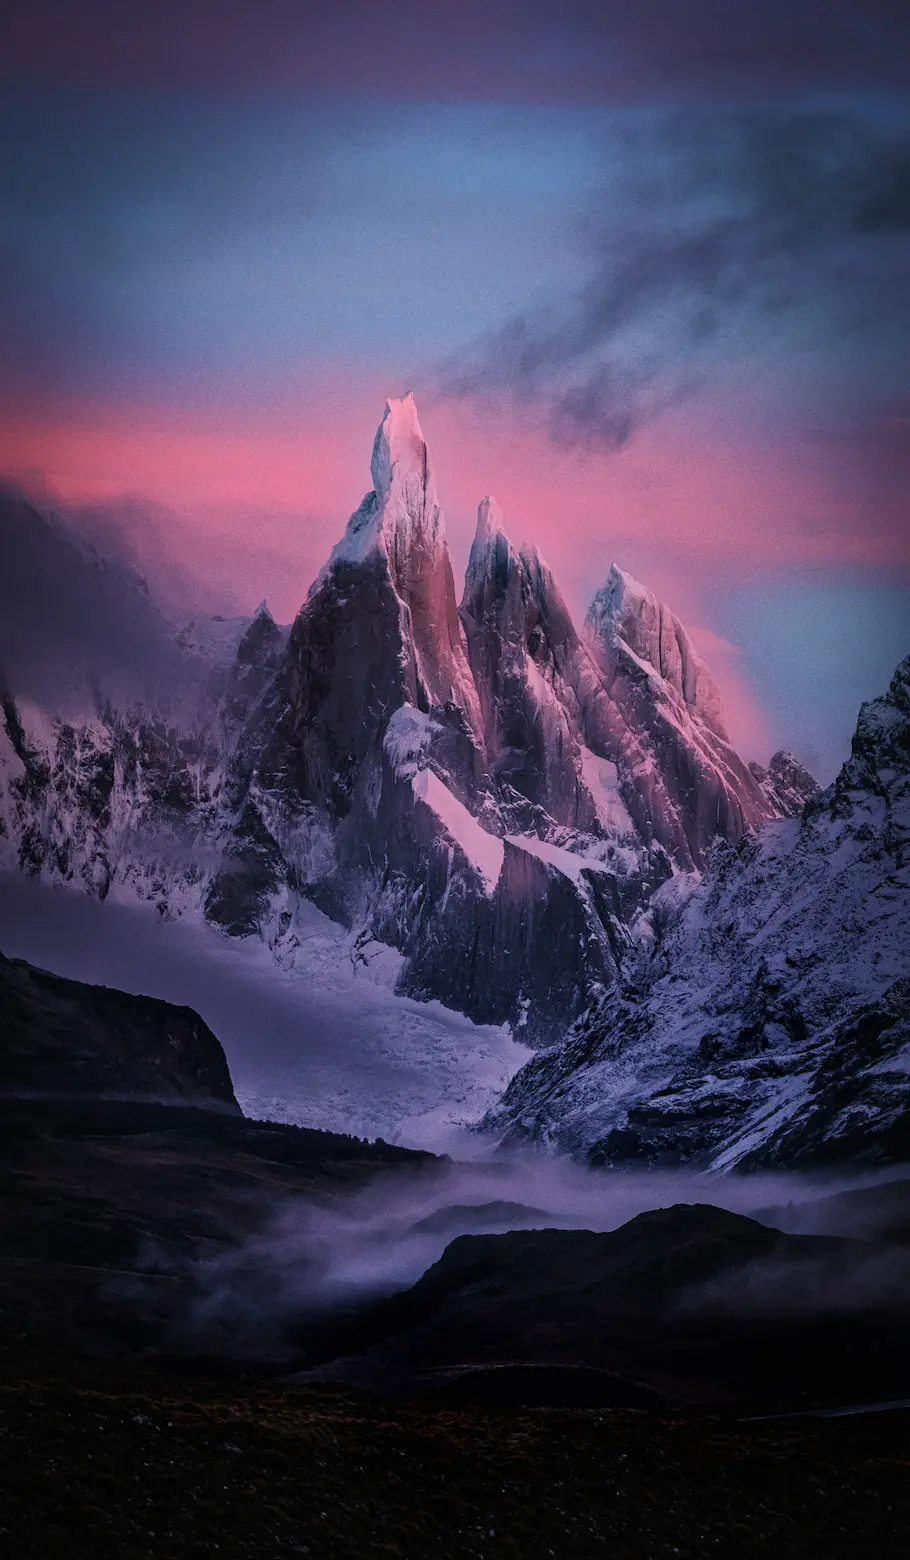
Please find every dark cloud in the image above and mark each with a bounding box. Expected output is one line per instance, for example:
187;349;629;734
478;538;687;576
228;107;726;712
442;109;910;450
0;485;200;710
1;1;909;99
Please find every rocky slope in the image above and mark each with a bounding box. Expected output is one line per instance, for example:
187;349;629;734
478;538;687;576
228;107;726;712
0;948;241;1110
487;656;910;1168
0;396;783;1044
294;1202;910;1410
749;748;822;817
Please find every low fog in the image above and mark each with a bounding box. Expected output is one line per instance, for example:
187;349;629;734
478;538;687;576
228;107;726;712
3;874;909;1376
132;1149;910;1365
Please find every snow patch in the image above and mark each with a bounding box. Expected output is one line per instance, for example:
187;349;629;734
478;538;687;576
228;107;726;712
176;613;251;665
321;491;384;576
384;704;441;778
412;769;504;893
506;833;612;886
577;744;635;836
650;870;701;916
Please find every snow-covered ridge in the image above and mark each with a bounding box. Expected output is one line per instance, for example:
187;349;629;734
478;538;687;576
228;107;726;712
487;654;910;1169
1;397;802;1064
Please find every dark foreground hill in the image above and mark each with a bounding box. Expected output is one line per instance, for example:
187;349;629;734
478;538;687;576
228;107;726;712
0;947;241;1111
291;1200;910;1413
3;1093;910;1558
2;954;909;1557
2;1376;908;1560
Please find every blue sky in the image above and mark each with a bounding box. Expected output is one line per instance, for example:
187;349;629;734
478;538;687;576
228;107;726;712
1;4;908;781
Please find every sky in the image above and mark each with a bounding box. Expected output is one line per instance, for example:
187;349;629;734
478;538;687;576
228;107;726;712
1;1;909;778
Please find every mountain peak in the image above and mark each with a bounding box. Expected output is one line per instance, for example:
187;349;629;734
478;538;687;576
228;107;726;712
587;564;650;636
750;749;821;817
586;564;729;740
831;652;910;805
306;396;483;737
476;495;504;543
323;393;443;579
465;496;514;596
517;540;555;593
370;392;434;509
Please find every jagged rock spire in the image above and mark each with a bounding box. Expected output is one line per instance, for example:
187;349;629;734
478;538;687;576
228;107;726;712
470;495;504;561
370;392;436;513
463;496;520;614
749;750;821;817
460;496;590;827
587;563;728;740
271;397;485;818
326;393;444;577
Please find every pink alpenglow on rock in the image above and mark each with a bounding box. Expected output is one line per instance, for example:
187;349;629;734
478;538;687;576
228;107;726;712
590;564;729;741
0;396;797;1045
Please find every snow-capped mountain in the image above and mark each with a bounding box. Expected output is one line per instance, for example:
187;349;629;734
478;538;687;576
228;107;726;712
1;397;799;1048
486;656;910;1168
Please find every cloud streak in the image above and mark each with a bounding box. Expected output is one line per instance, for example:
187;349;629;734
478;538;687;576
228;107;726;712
441;108;910;450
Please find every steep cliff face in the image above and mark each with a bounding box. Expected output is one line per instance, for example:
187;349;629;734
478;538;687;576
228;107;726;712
289;391;483;770
459;498;594;830
593;566;729;738
457;501;776;875
582;568;772;868
0;949;240;1110
0;397;794;1047
486;656;910;1167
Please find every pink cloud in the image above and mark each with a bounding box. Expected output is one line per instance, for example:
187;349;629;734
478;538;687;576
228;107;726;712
685;625;771;759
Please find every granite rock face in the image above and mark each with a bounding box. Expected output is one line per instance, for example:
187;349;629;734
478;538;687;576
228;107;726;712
581;567;771;869
459;500;593;830
458;512;773;871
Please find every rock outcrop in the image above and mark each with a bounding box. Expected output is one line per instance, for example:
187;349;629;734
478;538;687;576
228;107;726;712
0;949;241;1110
750;749;821;817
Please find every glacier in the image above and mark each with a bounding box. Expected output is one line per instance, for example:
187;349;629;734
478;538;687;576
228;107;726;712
1;399;905;1167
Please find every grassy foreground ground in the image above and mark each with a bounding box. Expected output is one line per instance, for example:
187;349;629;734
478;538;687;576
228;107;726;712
1;1373;908;1560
